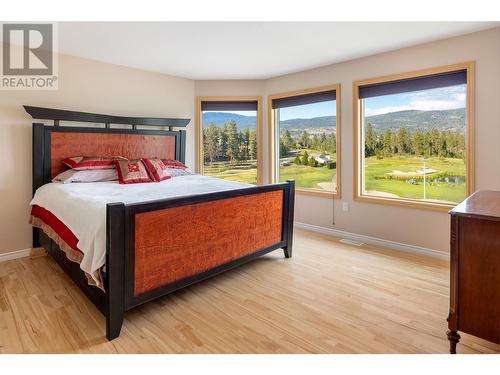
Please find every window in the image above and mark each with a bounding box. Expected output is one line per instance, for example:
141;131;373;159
197;97;262;184
354;63;475;209
269;84;341;196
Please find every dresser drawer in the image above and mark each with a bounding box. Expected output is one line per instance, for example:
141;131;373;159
457;216;500;344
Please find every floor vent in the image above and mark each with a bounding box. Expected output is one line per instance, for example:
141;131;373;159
339;238;364;247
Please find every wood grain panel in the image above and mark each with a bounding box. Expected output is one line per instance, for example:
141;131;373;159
134;190;284;295
457;216;500;344
50;132;176;177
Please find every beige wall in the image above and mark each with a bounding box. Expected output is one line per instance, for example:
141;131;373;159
2;27;499;255
0;52;195;254
195;80;264;97
197;27;500;253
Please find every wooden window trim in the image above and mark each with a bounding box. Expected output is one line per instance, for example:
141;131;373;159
268;83;342;199
353;61;475;211
196;96;263;185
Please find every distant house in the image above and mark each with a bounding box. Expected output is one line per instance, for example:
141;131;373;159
315;154;331;164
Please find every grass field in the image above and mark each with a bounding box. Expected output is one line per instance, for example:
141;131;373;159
203;161;258;184
205;162;336;190
278;149;337;191
364;156;466;203
203;155;466;204
279;164;336;189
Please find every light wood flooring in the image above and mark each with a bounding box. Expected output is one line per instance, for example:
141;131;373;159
0;228;498;354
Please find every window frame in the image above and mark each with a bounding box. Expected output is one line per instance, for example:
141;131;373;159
268;83;342;198
353;62;475;211
196;96;263;184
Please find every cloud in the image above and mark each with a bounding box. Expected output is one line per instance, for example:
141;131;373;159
365;85;466;116
408;99;465;111
365;106;412;116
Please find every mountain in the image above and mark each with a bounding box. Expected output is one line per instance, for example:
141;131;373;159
202;112;336;131
202;112;257;129
365;108;465;132
280;115;336;131
202;108;465;133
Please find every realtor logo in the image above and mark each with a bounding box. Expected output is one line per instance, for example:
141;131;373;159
1;23;58;90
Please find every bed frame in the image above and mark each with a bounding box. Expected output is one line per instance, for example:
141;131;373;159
26;106;295;341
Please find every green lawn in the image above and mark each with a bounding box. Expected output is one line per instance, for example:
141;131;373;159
203;157;337;190
204;162;257;184
203;155;466;204
278;150;336;190
279;164;336;190
364;156;466;203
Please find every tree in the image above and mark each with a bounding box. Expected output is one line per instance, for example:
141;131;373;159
308;156;317;167
311;134;319;150
249;130;257;160
365;123;376;157
319;133;327;153
205;123;219;164
294;155;301;164
328;133;336;155
301;150;309;165
413;130;426;157
279;129;294;157
396;127;410;155
357;123;465;160
226;120;239;162
239;128;250;161
282;129;296;151
219;123;228;160
383;129;393;156
428;128;440;157
299;131;311;149
438;132;448;158
279;139;288;158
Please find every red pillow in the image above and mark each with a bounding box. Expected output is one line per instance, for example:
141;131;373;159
142;158;172;182
114;159;153;184
63;156;126;170
161;159;188;170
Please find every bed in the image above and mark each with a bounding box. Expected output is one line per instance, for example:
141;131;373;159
26;106;295;341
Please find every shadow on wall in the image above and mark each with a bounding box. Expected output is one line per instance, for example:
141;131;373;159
0;107;34;253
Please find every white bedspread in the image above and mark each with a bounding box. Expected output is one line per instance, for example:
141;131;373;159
30;175;250;284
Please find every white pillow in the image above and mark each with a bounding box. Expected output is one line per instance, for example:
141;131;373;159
53;168;118;184
166;168;195;177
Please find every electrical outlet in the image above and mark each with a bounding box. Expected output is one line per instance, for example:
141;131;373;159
342;201;349;212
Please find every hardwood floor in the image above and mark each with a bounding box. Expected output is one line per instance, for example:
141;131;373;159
0;228;498;354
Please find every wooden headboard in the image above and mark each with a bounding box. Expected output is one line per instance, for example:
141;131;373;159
27;106;189;194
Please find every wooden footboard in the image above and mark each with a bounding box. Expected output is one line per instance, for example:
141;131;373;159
105;181;295;340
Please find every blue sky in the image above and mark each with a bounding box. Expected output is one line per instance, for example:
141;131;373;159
278;84;467;120
208;101;337;121
364;84;466;116
204;84;466;120
279;101;336;120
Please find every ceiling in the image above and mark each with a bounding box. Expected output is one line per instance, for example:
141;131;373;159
59;22;499;80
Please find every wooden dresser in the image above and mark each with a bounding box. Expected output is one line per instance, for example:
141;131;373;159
447;191;500;353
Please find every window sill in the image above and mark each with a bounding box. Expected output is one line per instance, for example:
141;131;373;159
354;193;458;212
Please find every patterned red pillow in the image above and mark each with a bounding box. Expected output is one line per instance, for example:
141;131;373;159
160;159;188;170
63;156;127;170
142;158;172;182
114;159;153;184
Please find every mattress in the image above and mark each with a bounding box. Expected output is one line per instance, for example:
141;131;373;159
30;175;251;289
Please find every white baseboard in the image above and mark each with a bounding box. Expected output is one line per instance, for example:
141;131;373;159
0;248;31;262
295;222;449;260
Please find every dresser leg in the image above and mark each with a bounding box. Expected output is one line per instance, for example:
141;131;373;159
447;330;461;354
